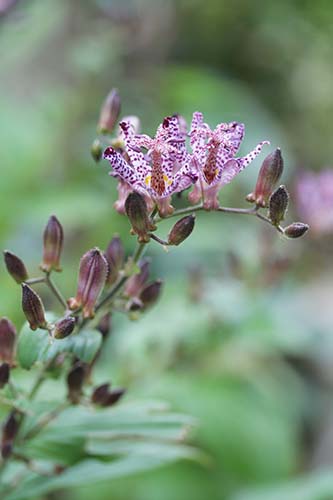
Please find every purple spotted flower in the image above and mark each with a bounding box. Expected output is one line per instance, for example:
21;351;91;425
188;112;269;209
103;115;197;216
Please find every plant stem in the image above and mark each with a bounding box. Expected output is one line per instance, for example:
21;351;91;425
45;273;67;309
24;277;46;285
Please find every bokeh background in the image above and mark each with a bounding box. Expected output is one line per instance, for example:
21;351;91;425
1;0;333;499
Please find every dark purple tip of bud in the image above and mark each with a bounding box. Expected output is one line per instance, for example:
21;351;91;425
67;363;86;404
140;280;163;309
40;215;64;273
0;363;10;389
1;411;19;459
284;222;309;239
97;312;112;338
268;185;289;226
91;138;103;163
105;235;125;286
4;250;28;284
125;192;156;242
0;317;16;365
68;248;108;319
98;88;121;134
125;258;151;298
21;284;47;331
168;214;195;246
247;148;284;207
53;317;76;339
105;388;126;407
91;383;111;405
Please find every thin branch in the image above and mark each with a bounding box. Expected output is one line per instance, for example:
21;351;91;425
45;273;67;309
24;277;45;285
150;234;169;246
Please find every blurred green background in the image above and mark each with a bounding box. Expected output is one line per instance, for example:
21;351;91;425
1;0;333;499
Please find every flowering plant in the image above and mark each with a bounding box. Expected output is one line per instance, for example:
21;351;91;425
0;89;308;499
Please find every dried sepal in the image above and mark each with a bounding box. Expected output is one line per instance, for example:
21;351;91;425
52;317;76;339
0;363;10;389
67;363;86;404
104;235;125;286
125;192;156;242
139;280;163;309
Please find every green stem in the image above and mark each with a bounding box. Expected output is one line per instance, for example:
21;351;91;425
24;277;46;285
45;273;67;309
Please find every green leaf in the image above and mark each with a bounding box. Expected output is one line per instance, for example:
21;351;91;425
40;329;102;364
17;322;50;370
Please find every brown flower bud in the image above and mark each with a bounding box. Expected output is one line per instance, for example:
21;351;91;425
105;235;125;285
91;383;110;405
91;138;103;163
125;192;156;243
98;88;121;134
140;280;163;309
0;317;16;365
67;363;86;404
168;215;195;246
40;215;64;273
97;312;112;338
105;388;126;407
246;148;284;207
21;284;47;331
284;222;309;239
67;248;108;319
124;259;150;298
1;411;19;460
53;317;76;339
268;185;289;226
0;363;10;389
4;250;28;284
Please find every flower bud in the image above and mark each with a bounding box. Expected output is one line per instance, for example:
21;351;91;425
21;284;47;331
125;192;156;242
0;317;16;365
97;312;112;338
105;388;126;407
91;383;110;405
91;138;103;163
0;363;10;389
98;88;121;134
67;363;86;404
53;317;76;339
168;215;195;246
125;259;150;298
140;280;162;309
67;248;108;319
1;411;19;460
246;148;284;207
4;250;28;284
40;215;64;273
268;185;289;226
284;222;309;239
105;235;125;286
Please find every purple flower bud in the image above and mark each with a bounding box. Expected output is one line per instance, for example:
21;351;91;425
125;192;156;243
91;138;103;163
67;248;108;319
40;215;64;273
284;222;309;239
21;284;47;331
0;363;10;389
140;280;163;309
246;149;284;207
168;215;195;246
67;363;86;404
105;235;125;286
125;259;150;298
98;88;121;134
269;185;289;226
97;312;112;338
0;317;16;365
1;411;19;460
91;383;111;406
53;317;76;339
3;250;28;284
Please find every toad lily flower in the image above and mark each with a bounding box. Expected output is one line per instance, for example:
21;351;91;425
188;112;270;210
103;115;198;216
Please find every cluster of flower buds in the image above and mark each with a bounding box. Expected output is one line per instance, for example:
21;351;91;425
124;258;162;312
91;382;125;407
246;149;309;238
